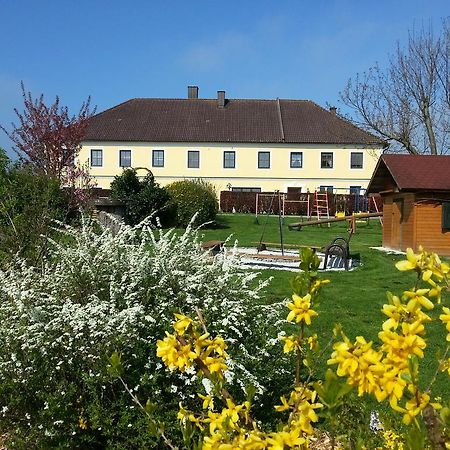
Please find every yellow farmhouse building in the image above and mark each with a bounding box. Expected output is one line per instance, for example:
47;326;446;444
80;87;385;194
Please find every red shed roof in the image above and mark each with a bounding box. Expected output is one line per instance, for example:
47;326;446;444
83;98;383;145
367;154;450;194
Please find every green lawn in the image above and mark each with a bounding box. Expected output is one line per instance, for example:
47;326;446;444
197;213;449;399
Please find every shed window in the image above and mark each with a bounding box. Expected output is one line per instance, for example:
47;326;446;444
443;202;450;230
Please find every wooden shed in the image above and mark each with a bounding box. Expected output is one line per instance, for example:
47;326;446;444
367;154;450;256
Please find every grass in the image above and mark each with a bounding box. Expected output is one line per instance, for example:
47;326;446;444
196;213;449;399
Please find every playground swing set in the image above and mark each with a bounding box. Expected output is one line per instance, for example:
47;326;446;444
254;189;382;229
250;189;383;270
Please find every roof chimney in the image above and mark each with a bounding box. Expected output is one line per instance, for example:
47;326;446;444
188;86;199;99
217;90;225;108
329;106;337;114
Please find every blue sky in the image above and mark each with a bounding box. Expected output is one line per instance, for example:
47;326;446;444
0;0;448;156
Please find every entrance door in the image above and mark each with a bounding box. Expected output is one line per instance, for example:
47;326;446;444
391;199;404;249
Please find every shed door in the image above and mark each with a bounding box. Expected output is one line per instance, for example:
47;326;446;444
391;199;404;249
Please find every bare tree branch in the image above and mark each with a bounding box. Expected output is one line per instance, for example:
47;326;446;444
340;19;449;155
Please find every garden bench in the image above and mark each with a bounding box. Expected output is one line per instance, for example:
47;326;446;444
323;236;352;270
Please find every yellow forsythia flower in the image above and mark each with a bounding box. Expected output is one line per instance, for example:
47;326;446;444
402;289;434;310
266;428;306;448
440;307;450;341
156;332;197;372
198;393;214;410
395;248;420;272
390;388;430;425
274;395;290;412
286;293;318;324
279;335;300;353
173;313;194;335
78;416;88;430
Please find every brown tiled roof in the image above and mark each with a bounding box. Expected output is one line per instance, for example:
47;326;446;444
367;154;450;193
83;98;383;145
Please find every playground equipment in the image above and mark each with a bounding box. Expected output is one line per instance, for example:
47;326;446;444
288;212;382;231
282;194;310;219
255;193;278;221
256;192;310;221
255;191;285;255
313;191;330;224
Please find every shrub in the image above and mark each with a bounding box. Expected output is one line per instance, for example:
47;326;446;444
0;152;67;264
121;248;450;449
110;168;171;226
166;179;218;227
0;217;281;449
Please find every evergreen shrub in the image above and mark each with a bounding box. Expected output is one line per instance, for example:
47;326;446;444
110;169;171;225
166;179;219;227
0;149;67;264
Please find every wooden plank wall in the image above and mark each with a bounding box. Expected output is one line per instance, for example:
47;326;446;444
383;198;392;246
415;203;450;256
401;194;415;249
382;193;415;250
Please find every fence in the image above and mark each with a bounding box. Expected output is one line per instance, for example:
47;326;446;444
220;191;382;216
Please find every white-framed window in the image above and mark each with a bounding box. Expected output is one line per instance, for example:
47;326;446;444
319;185;334;193
350;152;363;169
321;152;333;169
152;150;164;167
119;150;131;167
187;150;200;168
90;149;103;167
290;152;303;168
223;151;235;168
258;151;270;169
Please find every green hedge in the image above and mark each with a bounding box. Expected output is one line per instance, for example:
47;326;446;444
166;179;218;227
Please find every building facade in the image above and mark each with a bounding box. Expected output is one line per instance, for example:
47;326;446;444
80;87;385;193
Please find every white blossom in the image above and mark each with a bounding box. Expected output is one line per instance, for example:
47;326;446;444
0;215;281;433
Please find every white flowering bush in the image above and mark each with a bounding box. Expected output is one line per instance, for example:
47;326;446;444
0;216;286;448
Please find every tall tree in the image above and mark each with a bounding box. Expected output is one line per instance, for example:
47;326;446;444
340;19;449;155
1;82;95;179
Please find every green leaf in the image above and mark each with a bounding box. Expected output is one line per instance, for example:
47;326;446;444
145;399;157;415
405;423;426;450
107;351;124;378
439;406;450;426
407;355;420;385
245;384;257;403
147;419;158;436
314;369;352;409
